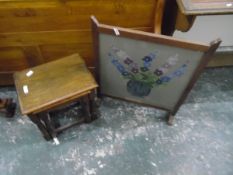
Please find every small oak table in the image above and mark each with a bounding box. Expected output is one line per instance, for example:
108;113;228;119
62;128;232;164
162;0;233;35
14;54;98;140
176;0;233;32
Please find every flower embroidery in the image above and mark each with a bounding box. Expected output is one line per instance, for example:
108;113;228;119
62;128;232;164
173;64;187;77
116;64;125;73
111;59;118;65
143;56;153;62
140;67;149;72
156;79;162;85
108;47;188;97
131;63;139;70
131;68;139;74
154;69;163;76
122;71;129;76
124;57;133;65
160;76;171;83
182;64;187;68
168;54;178;65
174;70;184;77
144;62;151;68
159;67;168;74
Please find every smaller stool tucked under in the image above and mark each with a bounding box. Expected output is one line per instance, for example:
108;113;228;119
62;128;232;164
14;54;98;141
0;98;16;118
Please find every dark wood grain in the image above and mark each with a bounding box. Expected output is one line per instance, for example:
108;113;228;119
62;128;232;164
0;0;163;85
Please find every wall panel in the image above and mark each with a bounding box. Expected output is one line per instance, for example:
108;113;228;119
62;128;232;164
0;0;159;85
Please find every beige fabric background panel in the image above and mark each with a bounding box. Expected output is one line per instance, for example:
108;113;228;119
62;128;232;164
99;33;203;111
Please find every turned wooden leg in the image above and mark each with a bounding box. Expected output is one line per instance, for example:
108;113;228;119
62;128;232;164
28;114;52;141
81;96;92;123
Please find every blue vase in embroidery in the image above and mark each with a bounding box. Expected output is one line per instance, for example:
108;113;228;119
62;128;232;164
127;80;151;97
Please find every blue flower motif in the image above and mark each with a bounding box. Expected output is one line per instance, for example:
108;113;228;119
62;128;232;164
149;53;156;58
111;59;118;65
156;79;162;85
143;56;152;62
116;64;125;73
174;70;184;77
160;76;171;82
144;62;151;68
108;48;191;89
122;71;130;76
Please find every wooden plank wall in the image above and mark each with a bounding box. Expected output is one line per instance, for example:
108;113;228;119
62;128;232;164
0;0;158;85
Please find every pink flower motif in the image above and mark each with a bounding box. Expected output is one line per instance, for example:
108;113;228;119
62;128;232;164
131;68;139;74
154;69;163;76
124;57;133;65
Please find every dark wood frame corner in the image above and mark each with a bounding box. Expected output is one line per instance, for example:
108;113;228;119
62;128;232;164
91;16;100;85
90;16;221;125
153;0;165;34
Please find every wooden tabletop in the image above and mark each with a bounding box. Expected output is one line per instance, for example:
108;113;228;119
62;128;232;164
177;0;233;15
14;53;98;115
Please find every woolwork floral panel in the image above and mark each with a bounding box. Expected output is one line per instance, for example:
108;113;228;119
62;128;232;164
99;33;203;110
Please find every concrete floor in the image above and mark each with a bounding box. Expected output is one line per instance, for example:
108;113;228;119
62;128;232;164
0;67;233;175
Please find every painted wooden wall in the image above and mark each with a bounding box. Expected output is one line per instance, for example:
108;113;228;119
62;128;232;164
0;0;160;85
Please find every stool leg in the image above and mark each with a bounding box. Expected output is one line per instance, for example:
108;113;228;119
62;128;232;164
29;114;52;141
81;96;92;123
89;90;100;120
49;111;61;129
166;112;175;126
39;113;57;138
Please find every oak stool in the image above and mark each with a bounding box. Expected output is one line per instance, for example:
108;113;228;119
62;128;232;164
14;54;98;141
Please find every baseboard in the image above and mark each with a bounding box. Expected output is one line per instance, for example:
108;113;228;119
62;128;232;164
208;46;233;67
